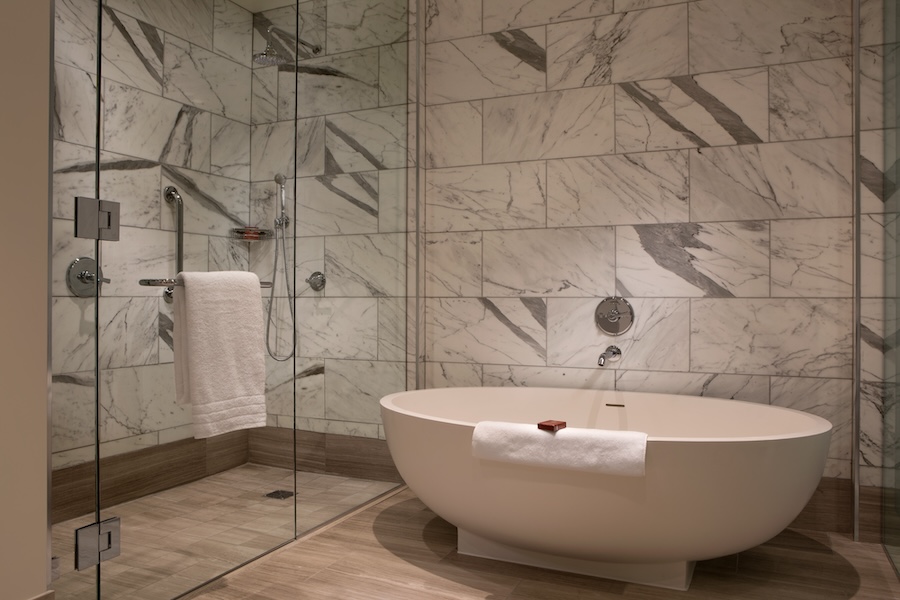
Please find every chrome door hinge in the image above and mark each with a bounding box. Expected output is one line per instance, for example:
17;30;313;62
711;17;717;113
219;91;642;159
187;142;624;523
75;516;121;570
75;197;120;241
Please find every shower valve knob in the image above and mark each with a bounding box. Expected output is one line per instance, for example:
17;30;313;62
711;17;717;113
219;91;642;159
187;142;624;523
306;271;326;291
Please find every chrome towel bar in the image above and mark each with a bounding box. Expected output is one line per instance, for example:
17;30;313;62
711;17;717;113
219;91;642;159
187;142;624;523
139;278;274;288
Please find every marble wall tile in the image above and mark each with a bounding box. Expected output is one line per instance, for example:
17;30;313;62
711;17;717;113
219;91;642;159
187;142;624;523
688;0;851;73
616;222;769;298
424;101;482;168
426;28;546;104
860;381;895;471
547;5;687;90
425;162;546;232
294;236;326;298
327;0;408;54
51;220;96;297
424;232;482;297
380;43;409;107
483;86;614;162
99;297;160;369
54;63;98;147
325;233;406;296
771;218;853;297
615;371;770;403
55;0;98;73
51;372;96;452
427;297;547;365
209;236;249;271
163;35;251;124
860;44;900;132
251;67;279;124
101;7;164;94
214;0;253;67
770;376;852;463
298;297;378;358
769;58;852;141
250;121;294;182
483;365;615;390
297;49;380;118
52;297;95;374
107;0;214;51
860;0;886;47
547;150;688;227
101;228;209;296
547;297;690;370
378;169;409;232
297;172;379;236
483;227;615;297
161;166;250;235
378;298;407;361
211;115;251;180
861;213;897;299
689;138;853;221
324;419;380;438
158;298;174;363
484;0;613;33
424;0;481;42
325;359;405;423
99;363;188;442
615;68;768;152
326;106;407;173
103;80;211;171
860;299;885;383
425;362;483;387
859;130;889;213
691;299;853;378
615;0;681;10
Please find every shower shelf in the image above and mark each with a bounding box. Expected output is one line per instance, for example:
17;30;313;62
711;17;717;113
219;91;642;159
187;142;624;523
230;227;274;241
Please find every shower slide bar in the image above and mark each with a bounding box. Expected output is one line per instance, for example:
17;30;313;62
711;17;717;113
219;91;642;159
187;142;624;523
139;278;274;289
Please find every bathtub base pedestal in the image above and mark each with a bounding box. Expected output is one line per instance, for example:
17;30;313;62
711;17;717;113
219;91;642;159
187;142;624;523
458;530;696;591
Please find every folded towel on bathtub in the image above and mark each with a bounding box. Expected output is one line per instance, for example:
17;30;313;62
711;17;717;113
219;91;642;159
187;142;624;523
471;421;648;477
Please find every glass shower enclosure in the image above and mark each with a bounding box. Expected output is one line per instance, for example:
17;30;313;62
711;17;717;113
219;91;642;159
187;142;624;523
49;0;414;598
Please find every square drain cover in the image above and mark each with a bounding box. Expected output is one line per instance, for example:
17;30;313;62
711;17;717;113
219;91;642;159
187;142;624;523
265;490;294;500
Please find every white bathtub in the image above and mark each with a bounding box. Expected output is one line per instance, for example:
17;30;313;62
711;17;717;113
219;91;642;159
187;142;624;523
380;387;832;590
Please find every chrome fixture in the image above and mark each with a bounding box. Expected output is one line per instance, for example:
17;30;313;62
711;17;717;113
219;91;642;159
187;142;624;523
253;25;321;66
597;345;622;367
274;173;289;227
66;256;110;297
139;278;273;289
306;271;326;292
594;296;635;336
265;174;296;361
163;186;184;303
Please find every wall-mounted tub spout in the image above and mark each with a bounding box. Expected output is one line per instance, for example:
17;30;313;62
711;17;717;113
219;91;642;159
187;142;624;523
598;345;621;367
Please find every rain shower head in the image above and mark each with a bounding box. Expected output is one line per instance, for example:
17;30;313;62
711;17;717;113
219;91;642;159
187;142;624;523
253;25;322;66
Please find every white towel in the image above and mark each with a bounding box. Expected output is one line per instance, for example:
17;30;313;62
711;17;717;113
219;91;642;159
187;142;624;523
174;271;267;439
472;421;648;477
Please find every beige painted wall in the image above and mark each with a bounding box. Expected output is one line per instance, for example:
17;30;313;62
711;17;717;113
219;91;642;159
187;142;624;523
0;0;52;598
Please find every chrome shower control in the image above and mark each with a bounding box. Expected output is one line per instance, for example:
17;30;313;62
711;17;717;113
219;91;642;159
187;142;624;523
306;271;326;292
66;257;109;297
594;297;634;336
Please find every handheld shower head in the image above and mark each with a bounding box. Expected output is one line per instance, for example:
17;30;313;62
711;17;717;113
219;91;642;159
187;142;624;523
274;174;289;227
274;173;286;185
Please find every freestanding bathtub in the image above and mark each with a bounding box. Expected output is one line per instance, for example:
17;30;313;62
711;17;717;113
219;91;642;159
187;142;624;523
380;387;832;590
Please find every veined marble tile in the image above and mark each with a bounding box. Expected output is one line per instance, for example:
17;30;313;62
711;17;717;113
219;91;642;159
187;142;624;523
51;219;95;297
769;58;852;142
688;0;851;73
484;0;613;33
425;162;546;232
860;380;897;471
483;365;616;390
861;213;898;299
547;150;688;227
483;227;615;297
158;298;174;363
55;0;98;73
691;299;853;377
324;419;381;438
860;0;886;47
689;138;852;221
297;172;379;235
163;35;251;124
210;115;251;179
52;297;96;374
615;67;767;153
615;0;681;10
325;233;406;297
425;362;483;388
297;117;327;178
51;372;96;453
214;0;253;67
297;298;378;358
293;236;326;298
161;166;250;236
326;106;407;173
380;43;409;107
107;0;214;51
860;299;885;383
424;101;482;168
296;49;380;118
424;232;482;297
860;130;889;213
770;376;852;462
98;297;160;369
209;236;249;272
860;44;900;132
99;363;189;442
325;359;405;423
103;80;211;170
547;4;687;90
378;169;408;233
251;67;278;125
547;297;689;370
771;218;852;298
424;0;481;42
617;222;769;298
615;371;769;403
484;86;614;162
54;63;98;147
426;28;546;104
378;298;406;361
327;0;408;54
101;7;164;95
427;297;547;365
251;121;294;182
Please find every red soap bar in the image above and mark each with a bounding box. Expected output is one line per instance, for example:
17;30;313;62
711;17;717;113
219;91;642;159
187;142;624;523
537;420;567;432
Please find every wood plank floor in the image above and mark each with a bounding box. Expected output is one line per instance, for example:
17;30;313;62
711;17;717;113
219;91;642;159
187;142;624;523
186;487;900;600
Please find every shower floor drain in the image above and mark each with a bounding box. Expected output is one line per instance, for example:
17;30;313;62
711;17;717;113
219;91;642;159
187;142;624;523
265;490;294;500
